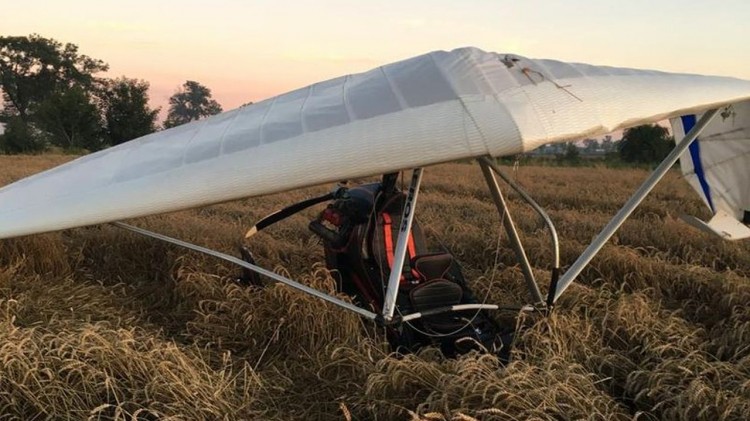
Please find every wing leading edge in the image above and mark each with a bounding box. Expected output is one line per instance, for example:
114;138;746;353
2;47;750;239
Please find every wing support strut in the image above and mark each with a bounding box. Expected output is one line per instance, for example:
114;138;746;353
478;159;546;306
111;221;379;321
478;156;560;308
552;108;720;303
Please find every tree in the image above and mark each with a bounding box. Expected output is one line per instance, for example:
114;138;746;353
0;34;107;124
100;78;159;145
34;86;103;151
0;34;108;152
619;124;673;164
559;142;580;163
0;116;46;153
163;80;222;128
582;138;598;153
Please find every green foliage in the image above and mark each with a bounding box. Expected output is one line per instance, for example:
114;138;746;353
564;142;580;162
582;138;598;153
100;78;160;145
0;34;107;122
0;34;162;154
0;34;108;153
164;81;222;128
0;116;46;154
33;86;104;151
601;137;616;153
554;142;581;165
619;124;674;164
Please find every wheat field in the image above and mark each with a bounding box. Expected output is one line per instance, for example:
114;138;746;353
1;154;749;420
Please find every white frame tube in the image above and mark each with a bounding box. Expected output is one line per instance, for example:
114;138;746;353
381;168;424;322
112;222;379;320
479;156;560;271
479;160;545;305
553;108;719;302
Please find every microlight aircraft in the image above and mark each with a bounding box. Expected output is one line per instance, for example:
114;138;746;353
1;47;749;356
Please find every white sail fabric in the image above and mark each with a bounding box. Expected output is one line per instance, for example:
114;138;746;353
2;46;750;239
671;101;750;240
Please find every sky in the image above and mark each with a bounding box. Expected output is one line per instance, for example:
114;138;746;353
3;0;750;118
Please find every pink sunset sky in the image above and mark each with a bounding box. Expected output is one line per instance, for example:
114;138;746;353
4;0;750;120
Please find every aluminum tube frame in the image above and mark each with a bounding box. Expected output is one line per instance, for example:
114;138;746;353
382;168;424;322
553;108;720;302
479;156;560;270
400;304;500;322
112;222;379;320
479;160;545;305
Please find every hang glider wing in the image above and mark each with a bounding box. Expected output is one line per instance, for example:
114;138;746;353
671;101;750;240
2;47;750;239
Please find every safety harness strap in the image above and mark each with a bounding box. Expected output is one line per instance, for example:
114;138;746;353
382;213;419;284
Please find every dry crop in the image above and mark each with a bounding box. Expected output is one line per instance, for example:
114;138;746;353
0;154;749;420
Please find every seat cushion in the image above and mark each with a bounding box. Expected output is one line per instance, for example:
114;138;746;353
412;253;453;281
409;279;463;312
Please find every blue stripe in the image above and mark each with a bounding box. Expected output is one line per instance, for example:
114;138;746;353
681;114;714;212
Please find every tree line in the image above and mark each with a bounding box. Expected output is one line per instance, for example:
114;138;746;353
564;124;674;165
0;34;223;154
